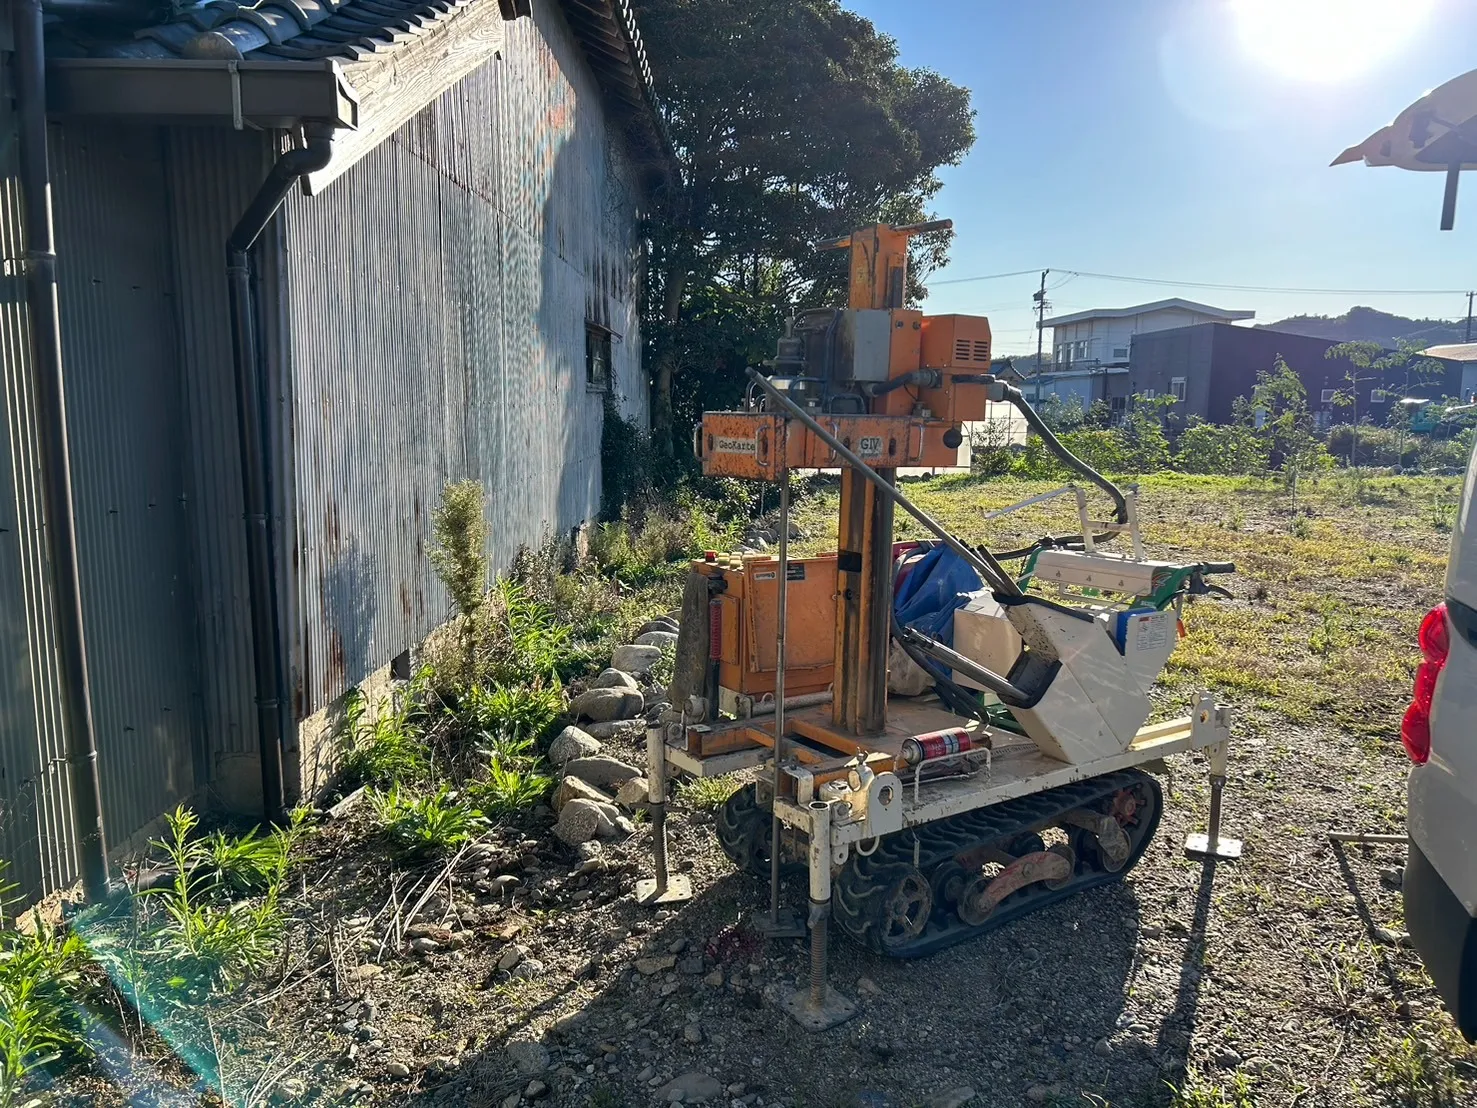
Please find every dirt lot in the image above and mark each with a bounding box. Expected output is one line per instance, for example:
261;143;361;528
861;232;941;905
51;472;1477;1108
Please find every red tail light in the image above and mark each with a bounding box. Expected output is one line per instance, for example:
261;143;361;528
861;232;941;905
1402;603;1449;765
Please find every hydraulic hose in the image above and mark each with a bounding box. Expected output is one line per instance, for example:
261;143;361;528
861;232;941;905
990;383;1131;562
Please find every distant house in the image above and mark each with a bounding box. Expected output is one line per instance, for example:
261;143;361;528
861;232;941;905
1;0;674;903
1420;344;1477;403
1128;324;1465;429
1025;298;1255;417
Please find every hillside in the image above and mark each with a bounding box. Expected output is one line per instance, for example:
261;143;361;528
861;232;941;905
1266;305;1468;348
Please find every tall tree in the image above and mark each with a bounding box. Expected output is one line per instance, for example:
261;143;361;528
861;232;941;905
633;0;976;454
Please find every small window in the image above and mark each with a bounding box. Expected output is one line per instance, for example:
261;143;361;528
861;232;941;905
1169;376;1187;402
1140;388;1156;400
1110;396;1127;412
1320;388;1337;405
1370;388;1389;404
1112;346;1129;360
1315;409;1333;430
585;324;611;391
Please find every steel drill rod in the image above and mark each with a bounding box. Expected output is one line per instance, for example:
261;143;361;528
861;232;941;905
1327;832;1408;844
745;369;1020;596
768;434;790;926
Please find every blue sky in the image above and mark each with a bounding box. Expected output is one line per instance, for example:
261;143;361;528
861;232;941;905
843;0;1477;353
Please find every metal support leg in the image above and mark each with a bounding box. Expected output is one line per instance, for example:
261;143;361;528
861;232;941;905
782;801;857;1031
753;443;804;939
637;725;692;905
1184;739;1242;860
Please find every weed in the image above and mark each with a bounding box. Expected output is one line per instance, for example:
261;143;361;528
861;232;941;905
129;807;286;1001
1367;1020;1471;1106
585;1082;626;1108
196;815;300;899
468;761;552;820
1166;1068;1255;1108
649;639;677;691
1289;514;1312;538
454;683;562;754
1427;497;1457;533
1226;509;1244;531
676;775;739;811
337;667;435;788
370;786;487;859
0;866;89;1108
430;480;488;620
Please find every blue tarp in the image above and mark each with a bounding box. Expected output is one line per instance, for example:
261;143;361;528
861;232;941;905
893;544;982;647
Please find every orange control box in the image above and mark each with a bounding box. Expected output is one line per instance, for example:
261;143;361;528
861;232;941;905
699;413;960;479
693;554;837;698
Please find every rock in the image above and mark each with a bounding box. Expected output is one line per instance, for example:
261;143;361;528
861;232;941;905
637;617;680;636
703;968;723;988
636;954;677;975
658;1073;723;1103
612;644;662;674
637;1066;656;1083
513;959;545;980
586;719;646;742
1214;1047;1243;1069
595;666;643;690
553;775;615;813
555;797;615;845
411;937;440;955
275;1077;308;1100
498;944;528;972
668;937;689;954
576;840;602;860
1375;927;1413;947
350;964;383;981
850;1094;900;1108
508;1039;551;1076
563;756;644;790
856;975;881;996
387;1062;411;1079
1380;867;1404;889
924;1089;975;1108
635;629;680;648
549;725;603;766
678;955;704;975
1140;925;1163;939
1093;1039;1112;1058
683;1023;704;1044
487;874;520;895
1025;1086;1051;1104
501;1095;520;1108
571;687;644;722
357;1024;380;1041
616;777;650;810
614;815;637;836
525;1079;550;1099
575;856;602;876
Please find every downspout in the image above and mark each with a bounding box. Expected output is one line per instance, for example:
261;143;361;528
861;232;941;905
13;0;111;900
227;126;332;823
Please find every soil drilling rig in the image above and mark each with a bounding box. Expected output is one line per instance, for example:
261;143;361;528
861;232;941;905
637;219;1241;1031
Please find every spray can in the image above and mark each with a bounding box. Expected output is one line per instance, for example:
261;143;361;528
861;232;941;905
900;728;972;767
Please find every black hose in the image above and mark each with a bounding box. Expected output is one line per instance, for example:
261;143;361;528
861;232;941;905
988;384;1131;562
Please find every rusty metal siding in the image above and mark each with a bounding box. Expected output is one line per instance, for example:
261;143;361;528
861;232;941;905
47;122;203;849
160;127;274;807
279;0;648;715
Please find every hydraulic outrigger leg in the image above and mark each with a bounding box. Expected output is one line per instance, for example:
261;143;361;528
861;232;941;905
636;724;692;905
780;799;858;1030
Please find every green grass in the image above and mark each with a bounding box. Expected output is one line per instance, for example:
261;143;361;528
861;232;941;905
1167;1069;1256;1108
1367;1017;1477;1106
675;774;740;811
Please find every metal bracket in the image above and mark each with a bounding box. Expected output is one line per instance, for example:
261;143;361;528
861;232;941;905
780;984;859;1031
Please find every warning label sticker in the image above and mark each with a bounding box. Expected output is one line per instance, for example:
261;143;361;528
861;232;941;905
1133;613;1171;653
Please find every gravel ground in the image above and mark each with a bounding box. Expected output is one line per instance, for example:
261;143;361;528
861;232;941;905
50;704;1475;1108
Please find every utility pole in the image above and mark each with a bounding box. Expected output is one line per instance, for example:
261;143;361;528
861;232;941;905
1465;290;1473;342
1033;269;1050;403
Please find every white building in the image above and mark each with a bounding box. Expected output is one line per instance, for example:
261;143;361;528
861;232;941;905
1023;298;1254;412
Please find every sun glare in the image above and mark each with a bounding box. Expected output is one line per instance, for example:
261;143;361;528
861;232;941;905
1232;0;1435;83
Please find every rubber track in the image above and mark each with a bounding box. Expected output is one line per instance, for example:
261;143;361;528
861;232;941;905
834;768;1163;958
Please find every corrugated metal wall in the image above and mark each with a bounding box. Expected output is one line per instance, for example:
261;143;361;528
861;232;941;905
48;123;203;846
0;42;75;900
280;0;647;716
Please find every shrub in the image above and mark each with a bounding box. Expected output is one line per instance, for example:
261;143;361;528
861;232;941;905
1326;423;1407;467
429;480;488;620
467;761;553;820
452;683;562;754
1175;420;1269;475
370;786;487;859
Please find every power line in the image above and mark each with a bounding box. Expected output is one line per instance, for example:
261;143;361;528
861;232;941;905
933;266;1469;297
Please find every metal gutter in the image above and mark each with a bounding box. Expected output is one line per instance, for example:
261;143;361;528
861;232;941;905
46;58;359;128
